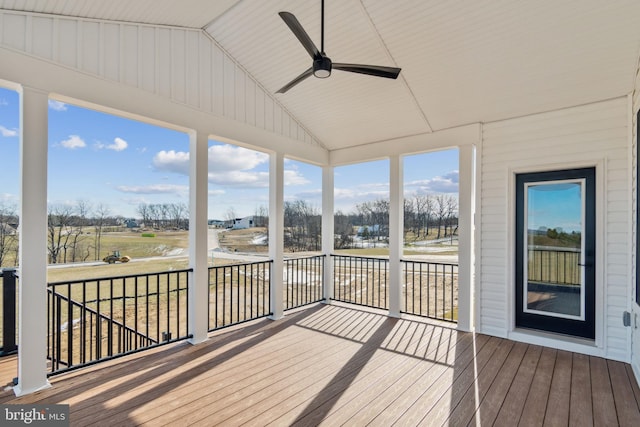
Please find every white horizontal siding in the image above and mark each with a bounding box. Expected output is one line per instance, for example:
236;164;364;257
480;97;630;360
0;10;320;148
631;55;640;378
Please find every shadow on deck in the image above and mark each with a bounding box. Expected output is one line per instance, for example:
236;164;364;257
0;304;638;426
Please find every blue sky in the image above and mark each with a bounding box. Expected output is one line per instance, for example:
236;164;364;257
528;182;582;233
0;86;460;220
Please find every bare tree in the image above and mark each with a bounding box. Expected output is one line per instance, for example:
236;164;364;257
169;202;188;229
66;200;90;262
93;203;110;260
0;203;18;267
444;195;458;240
137;203;151;227
48;204;74;264
334;211;354;249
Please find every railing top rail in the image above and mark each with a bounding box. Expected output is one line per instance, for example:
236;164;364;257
401;259;459;267
331;254;390;261
208;259;273;270
528;245;581;253
331;253;458;267
47;267;194;287
284;254;326;261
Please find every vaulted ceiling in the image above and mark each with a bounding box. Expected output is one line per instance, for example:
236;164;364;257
2;0;640;151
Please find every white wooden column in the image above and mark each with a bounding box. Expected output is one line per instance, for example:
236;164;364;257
389;155;404;317
188;131;209;344
15;87;51;396
322;165;334;302
269;152;284;319
457;144;475;331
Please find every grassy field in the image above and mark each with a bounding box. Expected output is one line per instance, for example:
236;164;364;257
95;230;189;259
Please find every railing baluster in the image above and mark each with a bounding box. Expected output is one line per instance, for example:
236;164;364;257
46;269;192;376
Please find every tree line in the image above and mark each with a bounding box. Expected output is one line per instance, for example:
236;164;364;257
277;194;458;252
0;201;190;266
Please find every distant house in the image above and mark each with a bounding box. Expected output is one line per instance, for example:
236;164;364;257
232;216;254;230
124;219;140;228
357;225;380;236
208;219;226;228
0;222;17;235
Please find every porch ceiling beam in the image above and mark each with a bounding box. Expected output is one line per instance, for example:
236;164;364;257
0;47;328;165
329;124;480;166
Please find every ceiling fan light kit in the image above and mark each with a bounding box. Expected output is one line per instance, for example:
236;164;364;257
277;0;401;93
313;57;332;78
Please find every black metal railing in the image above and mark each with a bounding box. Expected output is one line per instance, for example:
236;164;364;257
47;269;191;375
0;268;18;355
402;260;457;322
284;255;324;310
332;255;388;310
208;261;272;331
528;247;581;285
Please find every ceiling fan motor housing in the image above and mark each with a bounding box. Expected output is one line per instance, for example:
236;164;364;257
313;56;332;78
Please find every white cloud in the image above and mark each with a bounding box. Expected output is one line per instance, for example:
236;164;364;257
96;137;128;151
0;193;18;204
0;125;18;137
48;100;67;111
209;189;226;196
152;150;190;175
406;170;459;194
284;169;309;186
115;184;188;195
208;170;269;187
208;144;268;171
152;144;285;189
59;135;86;149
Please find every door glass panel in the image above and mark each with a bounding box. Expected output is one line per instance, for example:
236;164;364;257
524;180;584;320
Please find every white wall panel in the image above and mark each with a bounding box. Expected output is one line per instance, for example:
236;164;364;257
170;29;185;104
0;10;320;148
156;27;171;99
198;33;212;113
102;23;119;82
212;43;224;117
57;18;76;68
2;13;25;51
121;25;138;87
222;54;235;119
245;77;255;127
234;67;245;124
31;16;52;59
185;30;200;108
139;26;156;93
80;21;99;75
480;97;629;360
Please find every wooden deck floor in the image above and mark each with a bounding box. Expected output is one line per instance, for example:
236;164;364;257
1;304;639;426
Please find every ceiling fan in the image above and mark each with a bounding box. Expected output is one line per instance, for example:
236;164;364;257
276;0;401;94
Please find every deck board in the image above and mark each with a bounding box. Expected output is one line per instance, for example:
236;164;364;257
0;304;638;426
569;352;593;427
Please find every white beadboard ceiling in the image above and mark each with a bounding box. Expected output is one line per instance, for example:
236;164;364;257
2;0;640;151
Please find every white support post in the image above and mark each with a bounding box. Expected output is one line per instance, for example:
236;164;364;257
188;131;209;344
457;144;475;331
389;155;403;317
15;87;51;396
322;165;334;302
269;152;284;320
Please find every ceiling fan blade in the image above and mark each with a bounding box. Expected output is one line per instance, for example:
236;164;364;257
276;67;314;94
332;63;401;79
279;12;320;59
